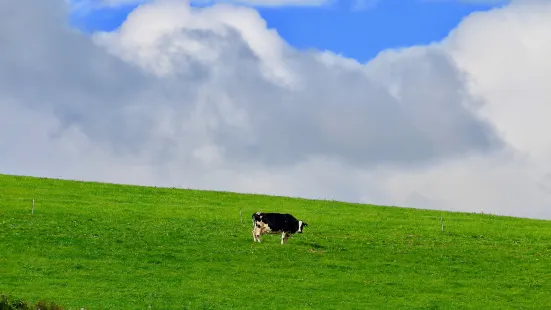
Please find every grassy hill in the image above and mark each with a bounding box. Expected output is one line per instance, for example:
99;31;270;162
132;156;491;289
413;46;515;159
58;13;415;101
1;174;550;309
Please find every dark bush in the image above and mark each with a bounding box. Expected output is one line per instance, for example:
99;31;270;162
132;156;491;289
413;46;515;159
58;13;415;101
0;294;66;310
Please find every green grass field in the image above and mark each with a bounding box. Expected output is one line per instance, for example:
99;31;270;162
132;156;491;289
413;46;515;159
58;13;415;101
1;174;550;309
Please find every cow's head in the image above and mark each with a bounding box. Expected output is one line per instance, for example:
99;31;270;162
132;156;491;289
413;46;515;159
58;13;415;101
298;221;308;233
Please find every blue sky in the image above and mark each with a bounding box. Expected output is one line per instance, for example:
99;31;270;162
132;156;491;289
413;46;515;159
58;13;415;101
71;0;500;63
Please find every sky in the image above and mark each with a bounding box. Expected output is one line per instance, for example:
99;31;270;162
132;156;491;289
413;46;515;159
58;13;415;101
2;0;551;220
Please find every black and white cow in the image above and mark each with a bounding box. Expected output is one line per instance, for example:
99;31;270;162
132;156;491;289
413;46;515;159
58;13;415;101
252;212;308;244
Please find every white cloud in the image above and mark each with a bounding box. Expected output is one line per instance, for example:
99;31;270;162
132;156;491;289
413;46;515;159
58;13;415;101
368;2;551;218
2;0;551;220
93;1;297;86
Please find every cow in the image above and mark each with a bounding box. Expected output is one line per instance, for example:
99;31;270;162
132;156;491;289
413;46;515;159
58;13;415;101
252;212;308;244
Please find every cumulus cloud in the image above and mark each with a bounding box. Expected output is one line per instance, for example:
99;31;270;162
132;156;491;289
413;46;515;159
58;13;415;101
1;0;550;219
368;2;551;218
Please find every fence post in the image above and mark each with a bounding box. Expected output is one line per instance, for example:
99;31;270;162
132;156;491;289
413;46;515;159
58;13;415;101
32;199;35;215
240;209;243;225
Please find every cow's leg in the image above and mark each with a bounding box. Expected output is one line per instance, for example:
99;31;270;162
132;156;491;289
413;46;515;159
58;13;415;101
283;232;292;244
253;227;261;243
252;219;256;242
257;226;264;243
252;221;257;242
252;222;265;242
281;232;287;244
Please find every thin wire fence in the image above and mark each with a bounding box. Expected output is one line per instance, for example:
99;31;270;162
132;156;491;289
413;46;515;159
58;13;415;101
1;195;455;233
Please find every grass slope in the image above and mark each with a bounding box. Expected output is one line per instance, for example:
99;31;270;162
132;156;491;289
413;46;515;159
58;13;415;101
1;174;550;309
